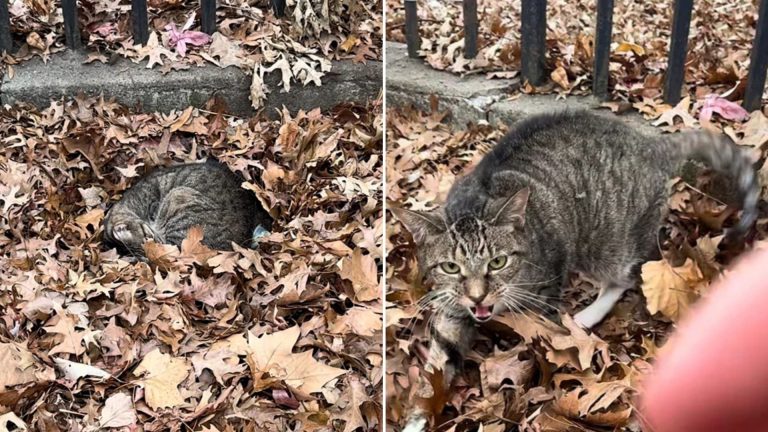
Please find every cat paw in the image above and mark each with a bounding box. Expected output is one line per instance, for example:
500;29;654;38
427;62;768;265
573;309;600;329
111;223;135;243
111;222;156;245
402;416;428;432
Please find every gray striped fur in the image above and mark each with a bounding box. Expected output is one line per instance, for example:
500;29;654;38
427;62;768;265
395;110;759;431
103;160;272;257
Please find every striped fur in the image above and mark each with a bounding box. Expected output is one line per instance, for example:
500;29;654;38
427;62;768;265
103;160;272;257
395;110;759;431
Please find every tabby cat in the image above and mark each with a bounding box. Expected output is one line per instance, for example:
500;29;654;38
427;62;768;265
103;159;272;257
393;111;758;431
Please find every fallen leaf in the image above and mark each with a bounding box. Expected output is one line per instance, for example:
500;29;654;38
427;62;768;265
54;358;112;381
247;326;346;394
339;249;380;302
641;258;704;321
99;393;137;428
133;349;190;410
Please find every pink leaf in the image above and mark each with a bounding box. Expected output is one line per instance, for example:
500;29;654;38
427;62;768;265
699;94;749;122
272;389;299;409
164;14;211;57
94;23;117;37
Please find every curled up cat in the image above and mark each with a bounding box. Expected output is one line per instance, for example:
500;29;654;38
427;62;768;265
103;159;273;258
392;111;759;431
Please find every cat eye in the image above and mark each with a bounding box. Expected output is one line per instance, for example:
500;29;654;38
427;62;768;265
488;255;508;271
439;261;461;274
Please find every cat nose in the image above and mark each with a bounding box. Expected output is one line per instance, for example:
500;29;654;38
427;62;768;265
467;292;487;304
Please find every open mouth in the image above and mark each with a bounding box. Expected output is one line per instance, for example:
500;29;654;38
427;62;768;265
470;305;493;321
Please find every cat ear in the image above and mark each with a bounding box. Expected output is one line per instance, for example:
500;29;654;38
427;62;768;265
488;187;529;228
390;206;446;244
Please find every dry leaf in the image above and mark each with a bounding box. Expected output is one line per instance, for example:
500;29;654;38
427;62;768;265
133;349;190;410
247;326;346;394
99;393;137;428
339;248;380;302
641;258;705;321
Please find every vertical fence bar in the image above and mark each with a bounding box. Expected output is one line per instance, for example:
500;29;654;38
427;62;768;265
271;0;286;17
744;0;768;111
0;0;12;53
131;0;149;45
201;0;216;35
593;0;613;100
404;0;420;58
62;0;81;50
521;0;547;86
662;0;693;105
463;0;478;58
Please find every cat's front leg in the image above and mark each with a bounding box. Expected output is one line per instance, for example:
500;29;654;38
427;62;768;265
403;314;475;432
103;206;157;253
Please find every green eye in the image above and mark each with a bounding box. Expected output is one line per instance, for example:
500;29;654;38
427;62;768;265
439;262;461;274
488;256;508;271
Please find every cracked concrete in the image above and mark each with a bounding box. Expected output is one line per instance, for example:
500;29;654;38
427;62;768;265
1;51;382;117
386;42;658;135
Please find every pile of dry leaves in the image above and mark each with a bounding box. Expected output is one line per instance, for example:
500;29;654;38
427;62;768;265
0;95;382;431
4;0;381;108
387;0;765;108
385;104;768;431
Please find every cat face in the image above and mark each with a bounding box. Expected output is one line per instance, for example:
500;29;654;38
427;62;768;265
394;188;548;322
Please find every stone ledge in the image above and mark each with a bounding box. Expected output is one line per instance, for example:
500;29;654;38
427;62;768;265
1;52;382;116
386;41;658;135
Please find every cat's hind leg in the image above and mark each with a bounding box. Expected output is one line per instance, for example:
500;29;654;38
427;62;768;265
573;268;635;329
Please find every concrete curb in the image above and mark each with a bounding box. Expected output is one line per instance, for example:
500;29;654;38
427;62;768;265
1;52;382;117
386;42;658;134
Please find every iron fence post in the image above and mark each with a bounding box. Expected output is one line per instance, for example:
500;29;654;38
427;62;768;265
131;0;149;45
663;0;693;105
521;0;546;86
405;0;420;58
62;0;81;50
0;0;11;53
201;0;216;35
744;0;768;111
272;0;286;17
463;0;478;59
593;0;613;100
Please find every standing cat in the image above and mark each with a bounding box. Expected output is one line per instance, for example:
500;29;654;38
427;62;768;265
393;111;758;431
103;159;272;257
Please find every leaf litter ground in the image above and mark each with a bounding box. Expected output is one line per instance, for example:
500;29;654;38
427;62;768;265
385;104;768;431
0;95;383;431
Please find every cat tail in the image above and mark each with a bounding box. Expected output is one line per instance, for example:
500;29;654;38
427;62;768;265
670;131;759;236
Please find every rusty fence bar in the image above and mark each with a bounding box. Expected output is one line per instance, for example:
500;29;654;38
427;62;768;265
201;0;216;35
131;0;149;45
593;0;613;100
744;0;768;111
662;0;693;104
463;0;478;59
521;0;546;86
405;0;420;58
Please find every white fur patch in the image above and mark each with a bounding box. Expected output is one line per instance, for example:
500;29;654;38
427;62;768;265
402;417;428;432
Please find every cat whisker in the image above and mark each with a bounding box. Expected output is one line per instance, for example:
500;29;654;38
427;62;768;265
504;274;560;287
503;291;556;315
505;296;546;317
504;288;557;308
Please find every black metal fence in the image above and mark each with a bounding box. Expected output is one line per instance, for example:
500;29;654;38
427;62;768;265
0;0;287;53
404;0;768;111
